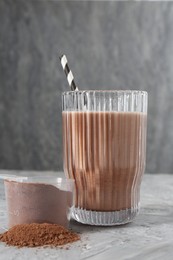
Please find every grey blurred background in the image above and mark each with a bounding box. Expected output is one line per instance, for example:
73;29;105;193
0;0;173;173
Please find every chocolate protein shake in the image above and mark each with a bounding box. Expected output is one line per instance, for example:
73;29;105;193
4;179;73;228
63;111;147;211
62;90;148;225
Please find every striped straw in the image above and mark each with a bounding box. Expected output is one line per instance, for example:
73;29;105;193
59;54;78;91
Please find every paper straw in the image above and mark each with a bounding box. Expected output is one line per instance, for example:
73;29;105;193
59;54;78;91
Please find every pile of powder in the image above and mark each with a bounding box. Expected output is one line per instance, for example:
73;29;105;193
0;223;80;248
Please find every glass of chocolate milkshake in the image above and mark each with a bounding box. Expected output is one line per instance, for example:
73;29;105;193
62;90;148;225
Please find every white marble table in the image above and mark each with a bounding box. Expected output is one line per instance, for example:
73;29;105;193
0;170;173;260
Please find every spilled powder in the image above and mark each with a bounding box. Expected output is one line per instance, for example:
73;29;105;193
0;223;80;248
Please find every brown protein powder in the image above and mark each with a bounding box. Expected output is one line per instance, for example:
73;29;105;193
0;223;80;248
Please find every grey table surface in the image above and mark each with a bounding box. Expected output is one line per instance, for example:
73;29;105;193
0;170;173;260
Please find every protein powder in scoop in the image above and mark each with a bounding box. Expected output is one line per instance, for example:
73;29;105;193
4;177;74;228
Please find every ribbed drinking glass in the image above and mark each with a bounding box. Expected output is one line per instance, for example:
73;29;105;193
62;90;148;225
